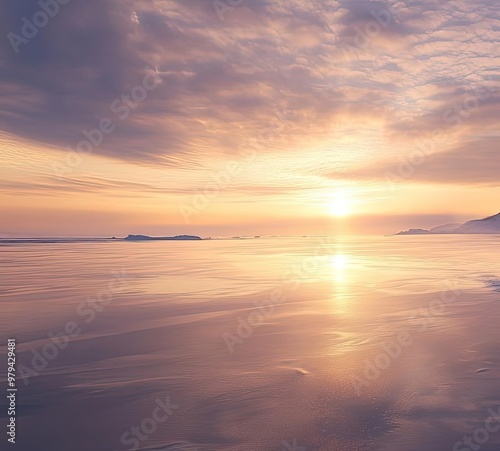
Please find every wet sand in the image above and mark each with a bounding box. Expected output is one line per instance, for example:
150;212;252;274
2;236;500;450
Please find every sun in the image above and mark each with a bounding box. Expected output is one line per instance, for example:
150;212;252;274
329;192;350;217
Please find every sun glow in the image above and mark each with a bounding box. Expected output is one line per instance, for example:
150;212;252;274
329;192;350;217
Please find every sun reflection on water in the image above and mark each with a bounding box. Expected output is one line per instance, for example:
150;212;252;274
329;253;351;314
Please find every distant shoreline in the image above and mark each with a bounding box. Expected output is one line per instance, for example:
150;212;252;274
395;212;500;235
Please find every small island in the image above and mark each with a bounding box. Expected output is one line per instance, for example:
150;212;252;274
124;234;202;241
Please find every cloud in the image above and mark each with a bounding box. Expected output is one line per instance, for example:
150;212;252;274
0;0;397;165
0;0;498;172
324;135;500;186
0;175;171;197
402;137;500;185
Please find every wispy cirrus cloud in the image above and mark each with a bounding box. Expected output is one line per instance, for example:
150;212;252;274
0;0;498;180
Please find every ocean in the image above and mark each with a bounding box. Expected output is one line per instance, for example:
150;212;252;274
1;235;500;450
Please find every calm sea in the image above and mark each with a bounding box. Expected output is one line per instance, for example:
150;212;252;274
1;236;500;450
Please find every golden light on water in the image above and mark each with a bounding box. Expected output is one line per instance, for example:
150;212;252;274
329;252;350;315
331;253;348;284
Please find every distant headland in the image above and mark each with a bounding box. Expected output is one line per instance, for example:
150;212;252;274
396;213;500;235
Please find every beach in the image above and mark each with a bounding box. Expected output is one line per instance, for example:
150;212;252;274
2;235;500;450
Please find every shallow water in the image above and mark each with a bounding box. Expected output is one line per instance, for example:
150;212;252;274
1;236;500;450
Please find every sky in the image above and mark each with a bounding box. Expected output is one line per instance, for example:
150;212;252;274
0;0;499;237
